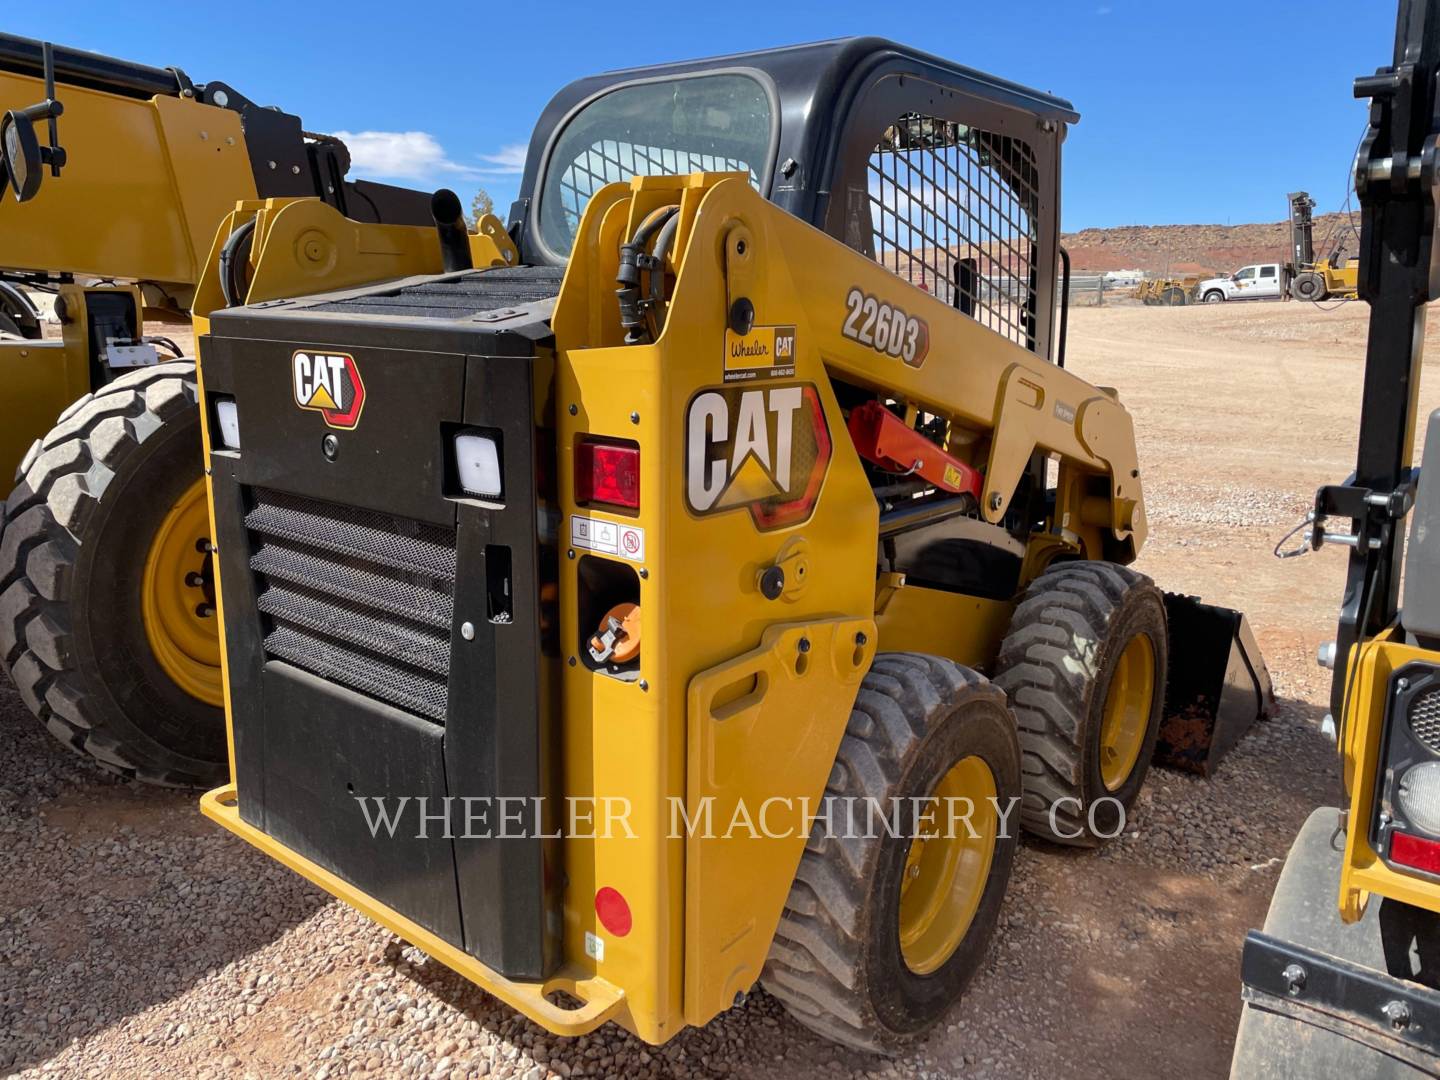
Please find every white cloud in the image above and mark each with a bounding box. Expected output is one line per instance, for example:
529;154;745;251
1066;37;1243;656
477;144;527;175
332;131;527;183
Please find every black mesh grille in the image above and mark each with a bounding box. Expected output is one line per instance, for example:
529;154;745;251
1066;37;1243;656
246;488;456;723
868;114;1040;351
307;267;564;320
1410;688;1440;754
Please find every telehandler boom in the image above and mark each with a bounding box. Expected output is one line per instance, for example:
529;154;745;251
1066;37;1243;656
0;33;427;786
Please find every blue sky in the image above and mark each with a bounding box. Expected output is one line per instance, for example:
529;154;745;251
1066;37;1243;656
10;2;1393;229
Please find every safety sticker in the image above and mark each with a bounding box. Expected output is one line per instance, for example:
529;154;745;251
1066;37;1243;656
571;514;645;563
585;931;605;963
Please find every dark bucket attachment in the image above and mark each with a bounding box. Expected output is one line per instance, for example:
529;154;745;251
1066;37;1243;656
1154;593;1274;777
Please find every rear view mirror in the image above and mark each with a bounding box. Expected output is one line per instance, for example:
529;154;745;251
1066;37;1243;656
2;42;67;205
1;110;43;203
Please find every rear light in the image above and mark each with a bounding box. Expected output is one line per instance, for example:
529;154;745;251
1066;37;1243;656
1391;831;1440;875
575;438;639;511
454;432;503;499
1398;761;1440;835
214;397;240;450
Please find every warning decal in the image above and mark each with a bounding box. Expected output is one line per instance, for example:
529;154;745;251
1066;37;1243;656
571;514;645;563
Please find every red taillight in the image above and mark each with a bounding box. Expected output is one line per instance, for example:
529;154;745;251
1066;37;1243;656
575;439;640;511
1391;831;1440;874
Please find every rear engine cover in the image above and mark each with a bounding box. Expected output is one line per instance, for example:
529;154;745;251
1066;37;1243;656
202;267;564;980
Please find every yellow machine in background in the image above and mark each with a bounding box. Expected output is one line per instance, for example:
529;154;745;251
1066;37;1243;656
1134;276;1200;305
164;40;1270;1052
1287;191;1359;303
0;34;427;785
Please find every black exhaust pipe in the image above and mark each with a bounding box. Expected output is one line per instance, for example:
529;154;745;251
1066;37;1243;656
431;189;473;273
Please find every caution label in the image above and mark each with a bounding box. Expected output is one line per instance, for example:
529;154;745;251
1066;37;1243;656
571;514;645;563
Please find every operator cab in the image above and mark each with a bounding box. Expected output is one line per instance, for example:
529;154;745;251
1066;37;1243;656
513;37;1076;363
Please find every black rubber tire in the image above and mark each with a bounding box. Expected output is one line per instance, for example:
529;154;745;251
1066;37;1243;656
761;653;1021;1053
1162;287;1187;307
0;362;226;787
1204;290;1226;304
1292;272;1328;302
993;562;1168;847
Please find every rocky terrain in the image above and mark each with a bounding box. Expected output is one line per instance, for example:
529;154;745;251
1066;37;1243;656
1064;210;1359;277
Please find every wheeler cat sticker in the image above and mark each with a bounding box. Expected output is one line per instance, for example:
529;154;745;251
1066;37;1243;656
723;323;797;382
684;382;831;530
841;287;929;367
292;350;366;429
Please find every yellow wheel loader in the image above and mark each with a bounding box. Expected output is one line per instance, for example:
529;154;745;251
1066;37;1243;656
1231;3;1440;1076
0;35;428;785
137;40;1270;1050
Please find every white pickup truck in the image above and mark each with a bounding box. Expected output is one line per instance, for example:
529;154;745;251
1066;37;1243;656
1196;263;1286;303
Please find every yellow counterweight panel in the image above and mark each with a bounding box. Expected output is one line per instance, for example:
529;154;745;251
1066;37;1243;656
1339;628;1440;921
1317;258;1360;298
0;72;256;291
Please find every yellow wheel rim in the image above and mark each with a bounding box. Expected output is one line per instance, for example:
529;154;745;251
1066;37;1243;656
898;755;998;975
141;477;223;707
1098;634;1156;791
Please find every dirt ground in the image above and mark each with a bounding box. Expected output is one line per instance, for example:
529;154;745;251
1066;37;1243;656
3;297;1438;1079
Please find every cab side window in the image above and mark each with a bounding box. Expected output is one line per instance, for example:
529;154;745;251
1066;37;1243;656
1259;265;1277;279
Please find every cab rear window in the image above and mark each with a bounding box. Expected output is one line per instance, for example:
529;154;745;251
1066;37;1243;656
537;74;773;257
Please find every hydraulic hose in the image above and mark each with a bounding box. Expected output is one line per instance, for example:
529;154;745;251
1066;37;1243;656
647;211;683;335
218;217;256;308
615;206;680;344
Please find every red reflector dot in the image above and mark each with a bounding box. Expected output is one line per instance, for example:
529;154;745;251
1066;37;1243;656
595;887;632;937
1391;831;1440;875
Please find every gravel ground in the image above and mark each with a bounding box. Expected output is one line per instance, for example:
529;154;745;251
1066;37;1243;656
2;299;1436;1079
